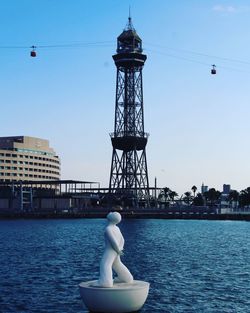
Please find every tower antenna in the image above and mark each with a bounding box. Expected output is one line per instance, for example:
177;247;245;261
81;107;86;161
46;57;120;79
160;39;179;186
127;5;134;30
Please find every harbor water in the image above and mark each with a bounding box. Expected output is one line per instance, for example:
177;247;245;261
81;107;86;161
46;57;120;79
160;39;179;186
0;218;249;313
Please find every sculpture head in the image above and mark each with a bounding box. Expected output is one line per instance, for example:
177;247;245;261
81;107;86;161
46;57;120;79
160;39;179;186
107;212;122;225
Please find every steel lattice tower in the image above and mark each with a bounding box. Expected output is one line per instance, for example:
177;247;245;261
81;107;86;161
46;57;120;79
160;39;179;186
109;17;149;204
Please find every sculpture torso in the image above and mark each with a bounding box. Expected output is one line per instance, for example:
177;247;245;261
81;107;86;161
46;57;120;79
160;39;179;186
105;224;124;253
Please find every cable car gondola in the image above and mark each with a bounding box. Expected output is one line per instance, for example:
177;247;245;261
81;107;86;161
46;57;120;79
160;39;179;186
30;46;37;57
211;64;216;75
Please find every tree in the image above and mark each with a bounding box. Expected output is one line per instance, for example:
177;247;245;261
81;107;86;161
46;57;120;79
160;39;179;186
158;187;179;207
169;191;178;202
183;191;192;205
228;190;239;210
239;187;250;207
161;187;170;200
191;185;197;197
158;187;171;207
193;193;204;206
203;188;221;206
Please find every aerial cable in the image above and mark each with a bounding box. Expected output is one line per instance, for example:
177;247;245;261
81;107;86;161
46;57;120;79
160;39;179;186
0;39;249;67
36;41;113;48
0;38;250;73
0;40;114;58
0;40;113;49
145;48;211;66
145;42;250;66
146;48;250;74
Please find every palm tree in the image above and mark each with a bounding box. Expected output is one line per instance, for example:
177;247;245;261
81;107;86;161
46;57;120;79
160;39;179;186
158;187;171;207
183;191;192;205
191;185;197;197
169;191;178;202
228;190;239;210
204;188;221;207
164;187;171;198
193;193;204;206
239;187;250;207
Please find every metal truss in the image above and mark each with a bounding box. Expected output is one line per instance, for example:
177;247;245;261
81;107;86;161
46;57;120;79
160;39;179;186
109;58;150;204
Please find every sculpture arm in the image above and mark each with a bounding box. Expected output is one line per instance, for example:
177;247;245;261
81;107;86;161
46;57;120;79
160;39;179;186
105;228;122;254
120;236;124;249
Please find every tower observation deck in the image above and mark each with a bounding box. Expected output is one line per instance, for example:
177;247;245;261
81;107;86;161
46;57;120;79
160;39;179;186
109;17;150;206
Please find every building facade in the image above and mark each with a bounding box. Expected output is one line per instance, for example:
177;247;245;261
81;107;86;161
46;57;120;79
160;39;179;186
0;136;60;182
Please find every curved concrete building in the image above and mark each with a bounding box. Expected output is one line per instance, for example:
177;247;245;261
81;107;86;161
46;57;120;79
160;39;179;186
0;136;60;182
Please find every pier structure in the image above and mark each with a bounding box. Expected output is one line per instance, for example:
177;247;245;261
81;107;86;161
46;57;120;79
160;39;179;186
0;180;249;219
0;180;161;213
109;17;150;206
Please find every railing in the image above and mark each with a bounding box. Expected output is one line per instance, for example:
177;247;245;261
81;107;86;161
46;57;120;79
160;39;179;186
110;131;149;138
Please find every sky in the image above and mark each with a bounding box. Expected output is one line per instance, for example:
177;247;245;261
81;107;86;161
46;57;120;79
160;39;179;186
1;0;250;196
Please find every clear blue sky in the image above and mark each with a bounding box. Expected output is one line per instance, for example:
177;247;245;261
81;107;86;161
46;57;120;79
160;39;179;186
1;0;250;195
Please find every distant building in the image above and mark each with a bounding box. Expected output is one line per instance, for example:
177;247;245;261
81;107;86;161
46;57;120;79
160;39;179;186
223;184;231;195
201;183;208;194
0;136;60;182
220;184;231;212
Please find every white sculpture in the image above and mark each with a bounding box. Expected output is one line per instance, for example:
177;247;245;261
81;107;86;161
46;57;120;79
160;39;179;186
79;211;149;313
98;212;133;287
